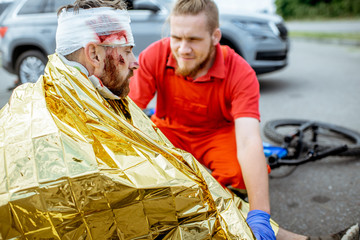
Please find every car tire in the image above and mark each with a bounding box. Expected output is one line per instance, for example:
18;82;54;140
15;50;47;84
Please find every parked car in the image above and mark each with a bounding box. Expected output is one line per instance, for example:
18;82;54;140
0;0;289;84
0;0;74;83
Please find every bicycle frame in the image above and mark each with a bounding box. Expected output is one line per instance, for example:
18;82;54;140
263;121;349;169
263;141;348;169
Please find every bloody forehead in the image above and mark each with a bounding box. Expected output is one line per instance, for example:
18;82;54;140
98;30;128;44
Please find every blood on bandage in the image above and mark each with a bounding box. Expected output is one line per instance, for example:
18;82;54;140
98;30;128;45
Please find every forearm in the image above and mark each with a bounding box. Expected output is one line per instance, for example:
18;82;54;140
237;137;270;213
234;118;271;214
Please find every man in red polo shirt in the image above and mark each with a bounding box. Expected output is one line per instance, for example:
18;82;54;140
129;0;359;239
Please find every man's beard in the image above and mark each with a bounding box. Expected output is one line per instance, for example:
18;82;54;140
110;70;133;99
101;54;133;99
175;44;214;78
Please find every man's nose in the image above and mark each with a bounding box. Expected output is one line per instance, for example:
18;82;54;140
129;61;139;70
178;40;191;54
129;53;139;70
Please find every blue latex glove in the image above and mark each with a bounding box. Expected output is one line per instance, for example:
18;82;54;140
246;210;276;240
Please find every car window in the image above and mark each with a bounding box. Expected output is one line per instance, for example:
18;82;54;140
54;0;75;12
0;2;12;16
44;0;74;13
127;0;163;12
43;0;54;13
17;0;74;15
18;0;47;15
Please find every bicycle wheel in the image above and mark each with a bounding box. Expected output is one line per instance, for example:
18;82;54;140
263;119;360;156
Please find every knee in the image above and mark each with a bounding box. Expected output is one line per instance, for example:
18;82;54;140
211;166;245;189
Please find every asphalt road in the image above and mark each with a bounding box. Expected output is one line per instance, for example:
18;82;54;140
0;38;359;237
258;39;360;236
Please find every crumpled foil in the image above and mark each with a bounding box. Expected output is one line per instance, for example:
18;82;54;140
0;54;277;239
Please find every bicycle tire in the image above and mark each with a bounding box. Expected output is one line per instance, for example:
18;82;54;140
263;119;360;156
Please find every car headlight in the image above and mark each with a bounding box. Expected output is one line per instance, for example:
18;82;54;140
232;19;279;38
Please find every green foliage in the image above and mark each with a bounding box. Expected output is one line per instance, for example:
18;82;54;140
275;0;360;19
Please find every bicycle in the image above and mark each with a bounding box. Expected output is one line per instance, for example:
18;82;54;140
262;119;360;170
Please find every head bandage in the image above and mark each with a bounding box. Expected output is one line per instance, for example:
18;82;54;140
56;7;134;56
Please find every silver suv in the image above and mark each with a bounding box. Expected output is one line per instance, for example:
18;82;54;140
0;0;289;84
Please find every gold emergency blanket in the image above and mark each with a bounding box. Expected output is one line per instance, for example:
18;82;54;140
0;54;266;239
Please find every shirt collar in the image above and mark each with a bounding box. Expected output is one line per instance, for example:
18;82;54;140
166;43;226;82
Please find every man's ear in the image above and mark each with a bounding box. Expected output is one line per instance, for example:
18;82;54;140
212;28;222;45
84;42;103;68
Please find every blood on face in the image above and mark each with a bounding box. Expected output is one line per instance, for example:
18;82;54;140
101;47;130;98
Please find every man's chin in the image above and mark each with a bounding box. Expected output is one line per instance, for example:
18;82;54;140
112;86;130;99
120;89;129;99
176;67;196;77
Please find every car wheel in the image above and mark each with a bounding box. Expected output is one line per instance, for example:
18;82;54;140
15;50;47;84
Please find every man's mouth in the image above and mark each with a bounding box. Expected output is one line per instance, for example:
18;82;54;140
180;56;194;60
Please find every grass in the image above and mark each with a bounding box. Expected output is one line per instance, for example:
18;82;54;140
289;31;360;41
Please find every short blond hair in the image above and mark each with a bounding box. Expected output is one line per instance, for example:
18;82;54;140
170;0;219;33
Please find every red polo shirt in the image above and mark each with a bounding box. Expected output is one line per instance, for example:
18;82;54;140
129;37;260;133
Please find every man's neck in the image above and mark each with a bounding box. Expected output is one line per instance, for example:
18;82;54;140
58;53;90;76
